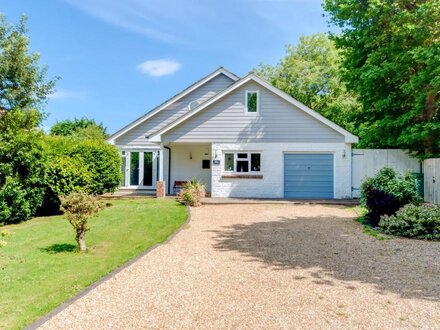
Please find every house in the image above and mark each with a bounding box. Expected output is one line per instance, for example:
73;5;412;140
107;67;358;199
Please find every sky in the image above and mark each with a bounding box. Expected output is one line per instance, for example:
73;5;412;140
2;0;331;134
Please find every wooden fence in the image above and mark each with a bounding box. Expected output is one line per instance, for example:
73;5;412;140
423;158;440;204
351;149;421;198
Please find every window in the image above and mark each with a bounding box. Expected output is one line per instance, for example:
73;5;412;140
224;153;234;171
251;153;261;171
224;152;261;172
246;91;259;113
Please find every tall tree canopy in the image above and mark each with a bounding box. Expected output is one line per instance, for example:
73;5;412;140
256;33;360;131
0;15;56;121
50;117;108;140
323;0;440;158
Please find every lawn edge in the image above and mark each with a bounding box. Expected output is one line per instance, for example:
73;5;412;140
25;204;191;330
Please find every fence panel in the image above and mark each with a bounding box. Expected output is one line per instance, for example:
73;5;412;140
423;159;440;204
352;149;421;198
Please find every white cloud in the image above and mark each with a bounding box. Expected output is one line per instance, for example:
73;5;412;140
48;89;87;100
137;59;181;77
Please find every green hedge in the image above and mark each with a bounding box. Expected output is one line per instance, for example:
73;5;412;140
38;137;121;215
0;133;121;223
0;113;47;224
70;140;121;195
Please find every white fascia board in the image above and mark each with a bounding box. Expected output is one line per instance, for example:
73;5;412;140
148;135;162;143
149;73;359;143
106;67;239;144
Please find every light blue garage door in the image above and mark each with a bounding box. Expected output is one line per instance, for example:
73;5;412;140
284;154;334;199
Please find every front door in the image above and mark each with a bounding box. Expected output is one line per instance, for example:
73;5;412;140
121;151;158;189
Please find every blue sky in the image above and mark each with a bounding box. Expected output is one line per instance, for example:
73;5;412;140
2;0;330;134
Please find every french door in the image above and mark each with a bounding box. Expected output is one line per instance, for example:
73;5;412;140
120;151;158;188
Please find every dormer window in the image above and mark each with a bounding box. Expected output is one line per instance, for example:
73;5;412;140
246;91;259;113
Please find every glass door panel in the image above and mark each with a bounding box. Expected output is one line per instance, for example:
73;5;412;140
143;152;153;186
120;155;127;186
130;152;140;186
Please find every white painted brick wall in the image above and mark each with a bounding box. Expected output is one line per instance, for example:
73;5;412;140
211;143;352;199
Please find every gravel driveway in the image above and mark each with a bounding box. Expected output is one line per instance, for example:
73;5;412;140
39;204;440;329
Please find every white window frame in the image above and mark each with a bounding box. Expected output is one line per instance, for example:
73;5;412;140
245;90;259;114
119;150;158;189
223;151;261;173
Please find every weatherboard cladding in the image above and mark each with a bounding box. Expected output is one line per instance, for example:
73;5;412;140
162;81;345;143
114;73;235;146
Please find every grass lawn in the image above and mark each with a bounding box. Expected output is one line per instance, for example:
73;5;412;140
0;198;187;330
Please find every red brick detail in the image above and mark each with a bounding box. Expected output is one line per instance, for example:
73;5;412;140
156;181;166;198
221;174;263;179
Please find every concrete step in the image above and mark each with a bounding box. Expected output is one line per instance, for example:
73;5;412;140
100;189;156;199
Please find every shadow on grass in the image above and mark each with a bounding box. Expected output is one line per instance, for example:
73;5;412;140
210;215;440;302
39;243;77;254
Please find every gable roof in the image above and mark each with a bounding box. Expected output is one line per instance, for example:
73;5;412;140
148;73;359;143
107;67;239;144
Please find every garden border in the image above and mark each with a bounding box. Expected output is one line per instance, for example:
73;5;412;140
25;203;191;330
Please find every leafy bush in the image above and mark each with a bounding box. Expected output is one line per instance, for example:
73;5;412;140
0;111;47;223
38;156;92;215
0;177;32;224
360;167;419;226
70;140;121;195
380;203;440;240
46;136;121;194
177;178;206;207
61;191;103;252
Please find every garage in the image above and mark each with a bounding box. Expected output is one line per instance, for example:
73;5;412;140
284;153;334;199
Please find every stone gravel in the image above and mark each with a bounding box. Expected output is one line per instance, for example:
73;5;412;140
39;204;440;330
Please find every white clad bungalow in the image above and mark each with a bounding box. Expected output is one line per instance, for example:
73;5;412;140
107;67;358;199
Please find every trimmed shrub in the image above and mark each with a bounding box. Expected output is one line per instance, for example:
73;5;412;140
177;178;206;207
380;203;440;240
61;191;103;251
360;167;419;226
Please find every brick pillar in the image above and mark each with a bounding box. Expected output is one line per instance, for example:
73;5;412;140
156;181;165;198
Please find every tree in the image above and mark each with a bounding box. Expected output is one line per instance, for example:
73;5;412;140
50;118;108;140
323;0;440;158
256;33;360;131
61;192;103;252
0;15;56;120
0;15;56;223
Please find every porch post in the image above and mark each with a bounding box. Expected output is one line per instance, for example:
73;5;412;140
156;143;165;198
159;143;164;181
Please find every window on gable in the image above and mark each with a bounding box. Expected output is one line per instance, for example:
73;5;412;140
224;152;261;173
246;91;258;113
